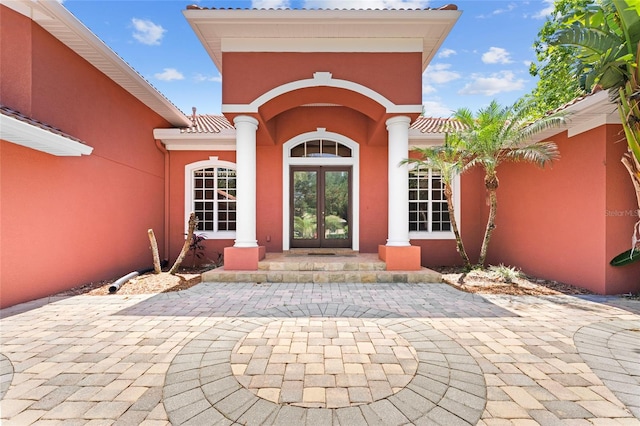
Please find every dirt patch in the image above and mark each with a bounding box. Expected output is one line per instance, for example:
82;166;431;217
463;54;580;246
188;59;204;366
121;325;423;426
55;264;216;297
434;266;595;296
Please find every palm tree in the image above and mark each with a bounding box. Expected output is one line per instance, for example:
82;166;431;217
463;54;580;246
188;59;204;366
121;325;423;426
549;0;640;255
403;134;472;268
451;100;563;266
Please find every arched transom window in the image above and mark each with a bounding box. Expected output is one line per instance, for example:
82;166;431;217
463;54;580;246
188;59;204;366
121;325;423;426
290;139;352;158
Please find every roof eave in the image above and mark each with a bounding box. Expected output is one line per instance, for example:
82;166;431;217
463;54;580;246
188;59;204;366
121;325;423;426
5;0;192;127
528;91;621;143
1;113;93;156
183;8;462;73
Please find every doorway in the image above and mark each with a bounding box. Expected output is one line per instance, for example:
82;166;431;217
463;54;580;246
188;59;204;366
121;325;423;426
290;166;352;248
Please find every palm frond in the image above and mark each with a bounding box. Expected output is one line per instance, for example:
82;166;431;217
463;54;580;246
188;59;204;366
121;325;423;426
506;141;561;166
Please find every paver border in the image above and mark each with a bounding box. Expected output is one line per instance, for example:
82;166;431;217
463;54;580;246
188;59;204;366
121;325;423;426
574;320;640;419
0;353;13;401
164;303;487;425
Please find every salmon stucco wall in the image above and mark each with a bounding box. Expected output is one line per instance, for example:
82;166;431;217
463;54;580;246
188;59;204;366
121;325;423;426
604;125;640;294
1;7;171;308
222;52;423;106
486;125;640;294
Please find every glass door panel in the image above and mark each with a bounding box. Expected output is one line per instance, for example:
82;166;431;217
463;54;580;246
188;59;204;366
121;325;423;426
323;171;349;241
292;170;318;242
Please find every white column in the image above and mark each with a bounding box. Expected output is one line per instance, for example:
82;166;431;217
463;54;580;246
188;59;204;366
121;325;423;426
386;116;411;247
233;115;259;248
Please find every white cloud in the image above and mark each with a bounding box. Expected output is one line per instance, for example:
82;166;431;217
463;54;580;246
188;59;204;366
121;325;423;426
194;73;222;83
482;47;512;64
424;63;461;84
458;71;525;96
131;18;166;45
492;3;516;15
252;0;291;7
532;0;554;19
476;3;516;19
154;68;184;81
422;100;453;117
303;0;428;9
438;48;457;59
422;84;437;94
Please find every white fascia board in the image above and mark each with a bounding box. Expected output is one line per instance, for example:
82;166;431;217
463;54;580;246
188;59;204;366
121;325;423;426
0;113;93;156
154;128;236;151
409;131;445;147
163;141;237;151
389;105;424;114
222;38;423;53
567;112;621;138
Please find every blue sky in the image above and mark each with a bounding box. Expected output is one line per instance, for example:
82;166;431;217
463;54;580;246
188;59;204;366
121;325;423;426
63;0;556;118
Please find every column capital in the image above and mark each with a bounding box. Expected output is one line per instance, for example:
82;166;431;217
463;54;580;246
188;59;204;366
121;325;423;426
233;115;259;128
385;115;411;129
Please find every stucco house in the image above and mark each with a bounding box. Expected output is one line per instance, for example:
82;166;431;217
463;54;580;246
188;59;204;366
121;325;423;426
1;0;638;308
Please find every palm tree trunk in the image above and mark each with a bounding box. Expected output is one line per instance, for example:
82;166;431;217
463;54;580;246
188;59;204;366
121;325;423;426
444;183;471;268
169;212;198;275
478;187;498;266
147;229;162;274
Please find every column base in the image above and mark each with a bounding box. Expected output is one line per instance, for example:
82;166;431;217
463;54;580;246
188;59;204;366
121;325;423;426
224;246;266;271
378;245;422;271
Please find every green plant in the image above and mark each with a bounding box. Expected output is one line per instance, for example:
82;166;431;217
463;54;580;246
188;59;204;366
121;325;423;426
489;264;522;284
189;233;207;268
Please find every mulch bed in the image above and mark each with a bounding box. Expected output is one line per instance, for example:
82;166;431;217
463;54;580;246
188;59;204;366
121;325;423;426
54;264;215;297
433;266;596;296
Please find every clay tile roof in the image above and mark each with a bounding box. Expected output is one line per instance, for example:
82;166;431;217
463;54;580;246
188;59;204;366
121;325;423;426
186;4;457;11
180;115;467;134
181;114;235;134
0;105;86;143
410;116;465;133
545;89;600;116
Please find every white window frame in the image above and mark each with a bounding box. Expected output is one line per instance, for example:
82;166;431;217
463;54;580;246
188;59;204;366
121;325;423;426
408;165;460;240
184;156;237;239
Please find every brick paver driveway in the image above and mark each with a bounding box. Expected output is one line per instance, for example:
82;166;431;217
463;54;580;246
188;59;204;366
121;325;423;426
1;282;639;425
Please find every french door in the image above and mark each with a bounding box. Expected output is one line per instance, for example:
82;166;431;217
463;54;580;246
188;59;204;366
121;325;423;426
290;166;352;248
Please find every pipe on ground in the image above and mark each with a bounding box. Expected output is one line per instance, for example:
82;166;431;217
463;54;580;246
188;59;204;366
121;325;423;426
108;266;157;294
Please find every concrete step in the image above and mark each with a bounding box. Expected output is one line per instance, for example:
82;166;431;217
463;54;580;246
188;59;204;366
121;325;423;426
258;260;386;272
258;251;385;272
201;268;442;284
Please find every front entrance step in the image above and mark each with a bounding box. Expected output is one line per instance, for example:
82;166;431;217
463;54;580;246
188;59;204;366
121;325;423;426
260;252;385;272
200;252;442;284
201;268;442;284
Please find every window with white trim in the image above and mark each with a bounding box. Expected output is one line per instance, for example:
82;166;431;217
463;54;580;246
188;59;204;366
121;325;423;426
185;158;236;239
408;167;458;239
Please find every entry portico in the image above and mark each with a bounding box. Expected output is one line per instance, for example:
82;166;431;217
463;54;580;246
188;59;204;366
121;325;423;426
180;6;461;270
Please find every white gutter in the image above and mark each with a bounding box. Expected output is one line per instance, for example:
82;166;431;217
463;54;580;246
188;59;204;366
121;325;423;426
1;113;93;156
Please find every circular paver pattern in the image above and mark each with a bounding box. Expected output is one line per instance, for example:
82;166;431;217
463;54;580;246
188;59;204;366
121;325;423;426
163;303;487;425
0;354;13;401
575;320;640;419
230;318;418;408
